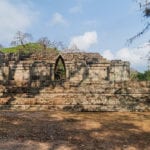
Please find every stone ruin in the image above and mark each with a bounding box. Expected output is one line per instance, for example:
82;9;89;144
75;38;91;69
0;51;149;111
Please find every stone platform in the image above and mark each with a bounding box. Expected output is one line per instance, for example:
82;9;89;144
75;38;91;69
0;81;149;111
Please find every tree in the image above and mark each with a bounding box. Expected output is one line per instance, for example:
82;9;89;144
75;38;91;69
127;1;150;73
37;37;52;51
137;70;150;80
53;41;66;50
136;0;150;17
38;37;66;52
128;0;150;43
11;31;32;48
131;69;150;81
145;70;150;80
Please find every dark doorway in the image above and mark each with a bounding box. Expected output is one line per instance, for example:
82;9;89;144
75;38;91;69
54;55;66;81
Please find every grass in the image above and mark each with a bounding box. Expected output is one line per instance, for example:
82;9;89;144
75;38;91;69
0;43;59;54
0;111;150;150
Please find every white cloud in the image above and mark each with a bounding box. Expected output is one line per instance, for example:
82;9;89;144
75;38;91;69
0;0;37;45
102;50;114;60
51;12;68;26
69;31;98;50
69;5;82;14
102;43;150;71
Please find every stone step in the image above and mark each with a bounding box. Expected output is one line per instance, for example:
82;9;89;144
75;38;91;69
1;102;149;111
3;92;149;105
0;104;116;111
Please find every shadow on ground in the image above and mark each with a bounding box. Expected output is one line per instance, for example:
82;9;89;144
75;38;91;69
0;111;150;150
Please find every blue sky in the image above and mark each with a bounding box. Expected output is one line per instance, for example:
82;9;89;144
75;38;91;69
0;0;150;71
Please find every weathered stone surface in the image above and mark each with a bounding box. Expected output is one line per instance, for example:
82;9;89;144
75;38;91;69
0;52;149;111
0;81;149;111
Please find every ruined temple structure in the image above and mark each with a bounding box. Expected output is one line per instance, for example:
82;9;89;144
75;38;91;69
0;52;149;111
0;52;130;84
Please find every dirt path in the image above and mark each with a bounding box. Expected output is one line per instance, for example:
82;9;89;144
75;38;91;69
0;111;150;150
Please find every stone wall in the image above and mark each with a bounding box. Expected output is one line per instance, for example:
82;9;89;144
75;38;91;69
109;60;130;81
0;53;130;84
0;52;148;112
0;80;149;111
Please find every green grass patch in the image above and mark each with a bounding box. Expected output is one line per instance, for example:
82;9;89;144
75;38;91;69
0;43;59;54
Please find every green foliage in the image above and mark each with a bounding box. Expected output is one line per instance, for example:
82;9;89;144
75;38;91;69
137;72;146;80
131;70;150;81
144;70;150;80
0;43;59;54
130;73;138;80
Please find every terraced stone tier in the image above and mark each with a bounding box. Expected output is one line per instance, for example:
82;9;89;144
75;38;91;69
0;81;149;111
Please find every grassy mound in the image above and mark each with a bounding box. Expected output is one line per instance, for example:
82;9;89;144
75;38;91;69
0;43;59;54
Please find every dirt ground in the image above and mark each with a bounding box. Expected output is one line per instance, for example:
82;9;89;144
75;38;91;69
0;111;150;150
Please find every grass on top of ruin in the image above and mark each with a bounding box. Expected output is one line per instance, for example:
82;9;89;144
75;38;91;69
0;111;150;150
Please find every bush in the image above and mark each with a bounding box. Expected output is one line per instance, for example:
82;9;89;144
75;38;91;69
136;70;150;81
